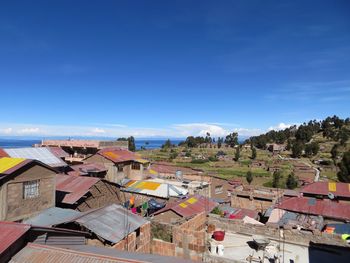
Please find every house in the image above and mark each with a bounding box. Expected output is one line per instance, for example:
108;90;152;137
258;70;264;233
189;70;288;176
39;139;129;163
0;221;89;262
0;147;67;171
55;204;151;253
266;143;285;154
277;197;350;222
0;157;57;221
152;195;217;224
149;162;203;179
55;174;123;211
45;147;70;161
84;147;150;183
300;182;350;202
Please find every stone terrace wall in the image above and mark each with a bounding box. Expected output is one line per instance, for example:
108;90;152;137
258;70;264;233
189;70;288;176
208;214;346;247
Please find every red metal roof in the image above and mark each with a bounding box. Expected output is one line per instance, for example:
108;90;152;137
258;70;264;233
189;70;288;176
0;149;9;157
70;163;107;176
277;197;350;220
153;195;218;218
0;221;31;255
47;147;70;158
301;182;350;198
56;174;100;204
98;147;148;164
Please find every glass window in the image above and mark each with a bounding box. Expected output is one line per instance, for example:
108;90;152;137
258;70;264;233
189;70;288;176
23;180;40;199
215;185;223;194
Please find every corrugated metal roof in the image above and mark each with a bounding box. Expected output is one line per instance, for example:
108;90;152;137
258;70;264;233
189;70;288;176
56;174;100;204
301;181;350;198
0;221;31;255
23;207;81;227
65;204;149;244
98;148;149;164
4;147;67;167
122;179;188;198
150;162;202;175
10;243;194;263
278;197;350;220
47;147;70;158
70;163;107;176
153;195;218;218
0;148;9;157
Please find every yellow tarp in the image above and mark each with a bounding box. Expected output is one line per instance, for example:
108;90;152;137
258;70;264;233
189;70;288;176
134;181;160;190
179;203;188;208
187;197;198;204
149;169;158;175
104;151;119;159
135;158;149;164
0;157;25;173
328;182;336;192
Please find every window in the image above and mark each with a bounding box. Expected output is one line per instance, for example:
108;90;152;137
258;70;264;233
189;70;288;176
117;164;124;172
215;185;223;194
23;180;40;199
131;162;141;170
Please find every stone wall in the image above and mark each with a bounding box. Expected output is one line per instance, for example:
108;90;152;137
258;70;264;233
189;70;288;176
208;214;347;247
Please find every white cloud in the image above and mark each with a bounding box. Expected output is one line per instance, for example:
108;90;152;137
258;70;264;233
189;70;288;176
173;123;229;137
268;122;295;131
0;127;13;134
91;128;106;134
18;127;40;134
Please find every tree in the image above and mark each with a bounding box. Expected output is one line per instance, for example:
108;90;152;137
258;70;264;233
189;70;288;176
286;173;298;189
304;142;319;157
291;141;303;158
331;144;339;162
162;139;173;149
234;147;240;161
272;171;282;188
127;136;136;152
338;151;350;183
246;171;253;185
225;132;238;148
217;137;223;148
251;147;257;160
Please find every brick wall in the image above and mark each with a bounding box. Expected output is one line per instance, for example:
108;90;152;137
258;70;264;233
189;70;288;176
112;222;151;253
151;239;175;257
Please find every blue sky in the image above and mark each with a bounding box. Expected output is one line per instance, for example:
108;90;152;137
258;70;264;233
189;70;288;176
0;0;349;138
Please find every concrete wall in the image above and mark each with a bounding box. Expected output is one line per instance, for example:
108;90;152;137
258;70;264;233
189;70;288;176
208;214;347;247
0;164;56;221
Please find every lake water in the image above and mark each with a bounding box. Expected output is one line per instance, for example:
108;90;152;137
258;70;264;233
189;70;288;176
0;139;183;150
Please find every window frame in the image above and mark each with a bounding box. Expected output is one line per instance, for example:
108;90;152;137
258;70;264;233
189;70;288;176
23;180;40;199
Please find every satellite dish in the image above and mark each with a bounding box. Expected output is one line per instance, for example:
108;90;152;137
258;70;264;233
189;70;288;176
328;193;335;200
175;170;183;182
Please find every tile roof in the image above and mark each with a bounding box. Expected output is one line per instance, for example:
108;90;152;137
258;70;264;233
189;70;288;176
153;195;218;218
23;207;81;227
277;197;350;221
10;243;193;263
56;174;100;204
122;179;188;198
98;148;149;164
0;221;31;255
301;181;350;198
64;204;149;244
3;147;67;167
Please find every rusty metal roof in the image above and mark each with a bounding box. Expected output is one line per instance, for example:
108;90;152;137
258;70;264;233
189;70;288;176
65;204;148;244
277;197;350;220
10;243;193;263
301;181;350;198
98;147;149;164
0;221;31;255
56;174;100;204
69;163;107;176
153;195;218;218
47;147;70;158
150;162;202;175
